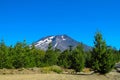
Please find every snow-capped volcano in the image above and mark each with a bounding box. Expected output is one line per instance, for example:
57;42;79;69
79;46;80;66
33;35;91;51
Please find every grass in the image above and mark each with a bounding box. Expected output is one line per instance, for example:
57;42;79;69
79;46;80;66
50;65;63;73
41;65;63;74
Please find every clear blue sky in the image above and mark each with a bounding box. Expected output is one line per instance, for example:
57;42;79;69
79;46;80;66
0;0;120;49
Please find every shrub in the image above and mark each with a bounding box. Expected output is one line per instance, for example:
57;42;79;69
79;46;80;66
50;65;62;74
41;65;62;74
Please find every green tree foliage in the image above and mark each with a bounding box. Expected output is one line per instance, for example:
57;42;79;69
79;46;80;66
0;40;46;69
84;51;92;68
71;44;85;72
118;49;120;62
91;32;115;74
12;41;27;68
44;43;59;66
22;44;45;68
0;40;13;68
0;32;119;72
112;49;120;63
101;47;115;73
58;49;71;68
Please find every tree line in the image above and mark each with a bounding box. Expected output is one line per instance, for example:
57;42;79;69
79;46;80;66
0;32;120;74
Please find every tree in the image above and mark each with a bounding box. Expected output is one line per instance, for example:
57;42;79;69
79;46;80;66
7;45;15;68
101;47;115;73
71;44;85;72
43;43;58;66
58;49;71;68
118;50;120;62
0;40;12;68
12;42;26;68
33;49;45;67
69;45;73;52
91;32;115;74
84;51;92;68
22;42;39;68
112;49;120;63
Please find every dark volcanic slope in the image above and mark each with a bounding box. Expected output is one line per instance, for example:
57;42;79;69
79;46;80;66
33;35;91;51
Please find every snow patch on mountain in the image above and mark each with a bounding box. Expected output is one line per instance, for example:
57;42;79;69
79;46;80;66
61;35;66;41
54;43;58;48
35;36;55;47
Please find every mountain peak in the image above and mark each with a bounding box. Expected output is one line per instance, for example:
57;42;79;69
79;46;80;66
33;35;91;51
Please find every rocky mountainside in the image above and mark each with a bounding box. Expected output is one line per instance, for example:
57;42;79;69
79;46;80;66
33;35;91;51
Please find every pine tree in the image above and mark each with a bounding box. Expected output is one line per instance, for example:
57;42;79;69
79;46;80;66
44;43;58;66
25;44;37;68
91;32;115;74
100;47;115;73
0;40;10;68
119;50;120;62
12;41;27;68
7;45;15;68
112;49;118;63
85;51;92;68
71;44;85;72
58;49;71;68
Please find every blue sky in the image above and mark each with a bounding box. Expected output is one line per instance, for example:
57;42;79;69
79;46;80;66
0;0;120;49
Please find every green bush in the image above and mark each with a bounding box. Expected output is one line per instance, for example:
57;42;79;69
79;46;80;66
41;65;62;74
50;65;62;74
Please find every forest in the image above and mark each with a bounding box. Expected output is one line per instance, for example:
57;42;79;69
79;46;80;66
0;32;120;74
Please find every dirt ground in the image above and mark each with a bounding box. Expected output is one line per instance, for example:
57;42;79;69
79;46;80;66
0;68;119;80
0;72;119;80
